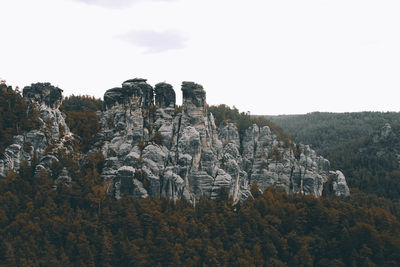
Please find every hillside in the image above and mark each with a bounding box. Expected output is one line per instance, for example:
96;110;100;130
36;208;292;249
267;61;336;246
1;80;400;266
328;123;400;200
266;112;400;157
267;112;400;200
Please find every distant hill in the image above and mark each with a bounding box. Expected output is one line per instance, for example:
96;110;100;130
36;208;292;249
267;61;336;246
328;123;400;199
266;112;400;157
266;112;400;200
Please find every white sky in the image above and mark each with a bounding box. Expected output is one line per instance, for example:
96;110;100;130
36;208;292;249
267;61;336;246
1;0;399;115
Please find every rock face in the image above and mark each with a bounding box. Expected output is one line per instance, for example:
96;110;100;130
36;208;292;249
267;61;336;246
96;78;350;202
23;83;63;109
370;123;400;169
155;82;175;108
331;171;350;196
373;123;393;143
0;83;74;182
0;78;350;201
104;78;154;110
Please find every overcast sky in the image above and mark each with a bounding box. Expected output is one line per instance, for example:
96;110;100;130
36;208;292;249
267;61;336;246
1;0;399;115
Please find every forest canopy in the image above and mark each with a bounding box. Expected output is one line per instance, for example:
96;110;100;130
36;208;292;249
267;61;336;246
267;111;400;156
1;160;399;266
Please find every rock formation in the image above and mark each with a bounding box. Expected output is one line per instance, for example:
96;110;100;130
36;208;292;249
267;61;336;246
23;82;63;109
96;78;350;202
0;78;351;202
155;82;175;108
0;83;74;183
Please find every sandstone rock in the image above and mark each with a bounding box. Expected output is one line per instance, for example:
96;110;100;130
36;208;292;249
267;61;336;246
182;81;206;108
104;78;153;110
210;169;232;199
0;83;73;178
97;79;350;202
155;82;176;108
23;83;63;108
132;179;149;199
182;82;207;123
160;167;184;200
373;123;393;143
219;123;241;147
2;78;350;203
331;170;351;196
124;151;140;166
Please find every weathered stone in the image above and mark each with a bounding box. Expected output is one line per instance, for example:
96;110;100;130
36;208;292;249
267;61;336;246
132;179;149;198
23;83;63;108
142;144;167;165
373;123;393;143
124;151;140;166
182;81;206;108
155;82;176;108
104;78;154;110
0;83;74;178
219;123;240;147
181;82;207;123
97;78;350;201
160;167;184;200
331;170;351;196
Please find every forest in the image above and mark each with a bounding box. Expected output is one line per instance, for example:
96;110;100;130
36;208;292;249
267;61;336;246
267;112;400;157
1;159;400;266
266;112;400;201
327;123;400;200
1;88;400;266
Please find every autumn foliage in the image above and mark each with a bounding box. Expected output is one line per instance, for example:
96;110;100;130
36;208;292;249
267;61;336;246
0;84;41;153
61;95;102;152
1;158;400;267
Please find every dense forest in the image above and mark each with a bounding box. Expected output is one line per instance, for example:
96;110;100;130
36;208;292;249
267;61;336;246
1;89;400;266
1;161;400;266
266;112;400;157
267;112;400;199
327;123;400;200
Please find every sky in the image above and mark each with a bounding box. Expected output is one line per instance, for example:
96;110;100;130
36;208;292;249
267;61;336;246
1;0;399;115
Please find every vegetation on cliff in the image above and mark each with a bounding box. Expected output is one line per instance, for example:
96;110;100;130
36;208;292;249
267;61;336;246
209;104;292;148
0;84;41;153
60;95;103;152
